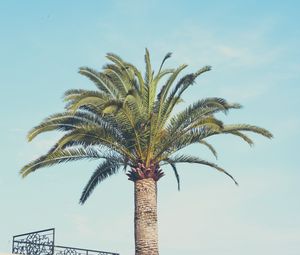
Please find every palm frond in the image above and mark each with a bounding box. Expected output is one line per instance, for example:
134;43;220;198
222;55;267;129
103;64;130;95
106;53;136;88
166;97;241;134
79;67;117;97
166;154;238;185
52;126;132;159
27;110;121;142
63;89;91;101
65;91;110;112
144;48;153;85
158;52;172;73
124;63;145;94
102;99;123;114
163;159;180;190
154;126;217;160
199;140;218;159
161;66;212;124
20;147;104;177
155;65;188;117
224;131;254;146
79;159;121;204
222;124;273;139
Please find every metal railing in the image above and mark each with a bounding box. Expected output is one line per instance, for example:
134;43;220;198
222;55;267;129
12;228;119;255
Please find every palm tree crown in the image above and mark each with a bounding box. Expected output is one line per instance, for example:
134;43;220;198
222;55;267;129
21;49;273;204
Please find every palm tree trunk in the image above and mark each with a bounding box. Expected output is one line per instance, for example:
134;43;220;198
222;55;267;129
134;178;159;255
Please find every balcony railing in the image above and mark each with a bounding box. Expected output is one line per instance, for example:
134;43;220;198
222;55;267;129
12;228;119;255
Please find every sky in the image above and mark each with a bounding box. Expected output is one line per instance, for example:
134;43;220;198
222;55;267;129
0;0;299;254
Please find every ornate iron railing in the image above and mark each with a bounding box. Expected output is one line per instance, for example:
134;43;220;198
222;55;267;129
12;228;119;255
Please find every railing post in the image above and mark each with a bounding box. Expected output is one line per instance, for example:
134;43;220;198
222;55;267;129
12;235;15;254
52;229;55;255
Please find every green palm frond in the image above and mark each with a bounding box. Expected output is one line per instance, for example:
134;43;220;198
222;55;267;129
106;53;128;73
158;52;172;73
155;124;220;160
163;159;180;190
106;53;138;91
168;66;211;105
162;66;211;120
199;140;218;159
79;67;118;97
103;64;130;95
167;98;241;133
27;110;121;142
224;131;254;146
144;48;153;86
182;116;224;133
20;147;104;178
124;62;145;94
222;124;273;138
28;112;76;141
106;52;126;65
165;154;238;185
79;159;121;204
102;99;123;114
64;90;110;112
63;89;91;101
53;126;133;159
155;65;187;118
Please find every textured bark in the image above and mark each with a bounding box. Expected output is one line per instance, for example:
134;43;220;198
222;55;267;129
134;178;159;255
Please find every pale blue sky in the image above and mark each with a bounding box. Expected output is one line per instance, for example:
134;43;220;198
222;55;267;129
0;1;299;254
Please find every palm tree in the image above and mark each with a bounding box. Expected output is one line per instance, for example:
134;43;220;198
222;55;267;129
21;49;272;255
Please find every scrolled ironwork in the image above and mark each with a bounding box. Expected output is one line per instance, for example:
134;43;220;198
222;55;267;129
55;247;79;255
12;228;119;255
13;229;54;255
54;246;119;255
